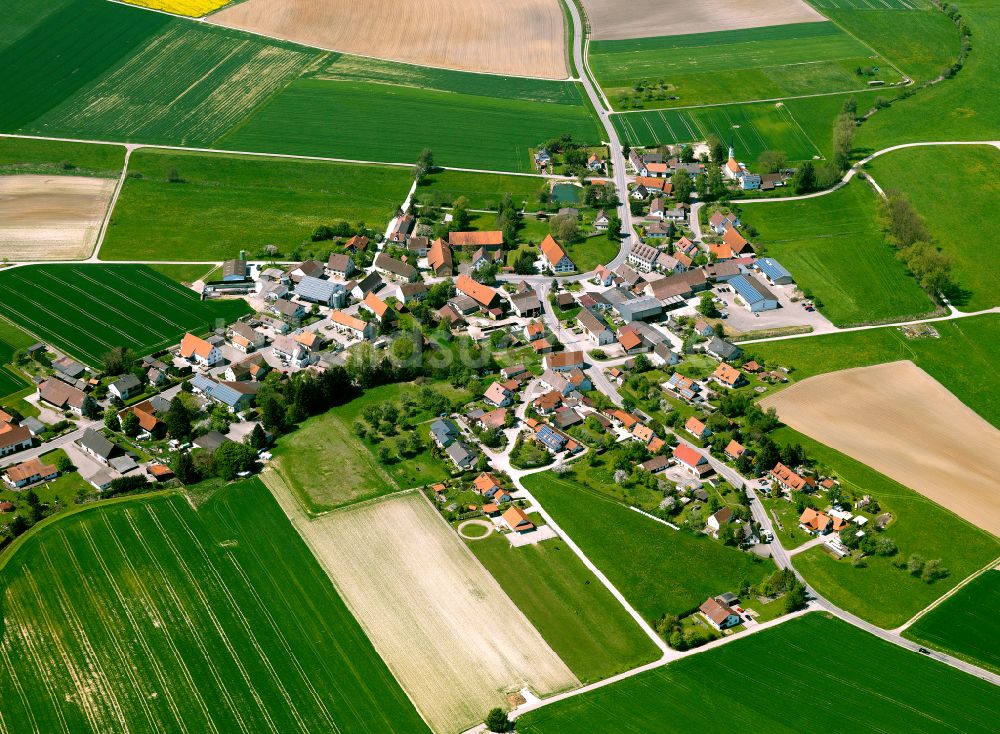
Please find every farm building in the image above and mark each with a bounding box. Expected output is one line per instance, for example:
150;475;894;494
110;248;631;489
221;259;248;281
755;258;794;285
295;276;347;307
449;231;503;251
326;253;356;280
427;238;453;277
373;253;418;283
577;310;615;346
37;380;86;415
730;275;779;312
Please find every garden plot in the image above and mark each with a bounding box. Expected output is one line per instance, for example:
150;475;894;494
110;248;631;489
262;477;578;733
0;174;115;260
580;0;824;41
762;360;1000;537
210;0;568;78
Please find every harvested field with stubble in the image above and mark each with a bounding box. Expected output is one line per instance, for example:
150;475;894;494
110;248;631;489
263;476;579;733
0;175;115;260
211;0;568;79
581;0;824;40
762;361;1000;538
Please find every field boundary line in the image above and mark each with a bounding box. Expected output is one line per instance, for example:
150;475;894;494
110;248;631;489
895;555;1000;634
90;144;134;261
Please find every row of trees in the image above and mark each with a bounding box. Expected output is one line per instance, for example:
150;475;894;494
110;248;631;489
878;189;954;297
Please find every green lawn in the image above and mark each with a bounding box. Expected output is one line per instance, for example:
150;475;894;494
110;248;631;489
0;317;36;399
591;22;901;110
742;180;935;325
612;100;821;162
772;427;1000;629
0;481;430;732
904;570;1000;674
517;613;1000;734
0;136;125;176
272;382;466;514
28;20;319;146
102;149;412;261
522;472;773;622
746;314;1000;429
415;170;546;210
564;234;621;273
856;0;1000;151
865;144;1000;311
221;78;603;173
0;264;250;366
466;532;660;683
818;0;962;83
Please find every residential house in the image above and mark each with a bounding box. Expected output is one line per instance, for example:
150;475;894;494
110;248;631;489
373;253;418;283
329;311;376;340
471;246;503;272
349;272;383;300
445;441;478;470
180;333;223;367
722;226;754;256
427;238;453;276
771;462;816;492
118;399;165;438
724;440;745;461
191;374;258;412
343;234;369;253
536;424;568;453
502;505;534;534
108;374;142;401
362;292;392;322
272;336;313;368
577;309;615;346
473;472;503;497
730;274;778;312
672;444;712;478
630;184;650;201
705;336;742;361
543;351;585;372
407;235;430;257
455;274;503;311
628;149;647;176
617;326;647;355
712;362;746;389
77;428;117;465
707;507;733;533
225;353;269;382
388;214;415;244
0;423;33;458
628;243;661;273
396;282;428;304
540;235;575;273
326;253;356;280
587;154;603;172
700;596;741;630
645;222;672;239
430;418;460;448
483;381;513;408
651;342;680;367
800;507;832;535
228;321;266;354
685;416;711;440
289;260;325;283
3;458;58;489
37;380;86;415
510;288;543;318
709;210;740;235
664;372;701;402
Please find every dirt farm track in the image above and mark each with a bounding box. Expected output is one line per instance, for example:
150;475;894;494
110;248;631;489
210;0;569;79
580;0;825;40
0;175;116;261
762;361;1000;539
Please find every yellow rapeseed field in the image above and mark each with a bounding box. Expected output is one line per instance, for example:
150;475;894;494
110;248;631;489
120;0;231;17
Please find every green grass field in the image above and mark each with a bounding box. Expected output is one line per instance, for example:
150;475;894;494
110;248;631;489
221;78;603;173
517;613;1000;733
0;136;125;177
31;21;318;146
856;0;999;150
742;180;934;325
102;149;412;261
771;427;1000;629
0;481;431;733
747;314;1000;429
0;318;36;399
467;532;660;683
865;144;1000;311
0;0;169;131
591;22;900;110
0;265;249;366
817;0;961;83
905;570;1000;674
522;472;773;621
272;382;466;514
416;170;546;210
612;101;820;162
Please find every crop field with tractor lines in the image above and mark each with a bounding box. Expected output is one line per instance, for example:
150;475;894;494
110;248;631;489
0;265;249;366
0;482;430;733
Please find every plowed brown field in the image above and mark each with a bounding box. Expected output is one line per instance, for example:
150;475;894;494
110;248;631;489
0;175;116;260
762;361;1000;538
210;0;568;79
581;0;824;41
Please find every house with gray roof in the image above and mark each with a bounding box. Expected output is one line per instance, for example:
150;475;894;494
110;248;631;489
108;374;142;401
445;441;477;470
77;428;117;464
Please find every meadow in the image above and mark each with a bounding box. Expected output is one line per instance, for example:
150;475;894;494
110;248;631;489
522;472;773;622
517;613;1000;733
221;78;603;172
856;0;999;151
416;170;547;210
102;149;412;261
746;314;1000;429
741;180;935;325
612;101;820;162
467;532;661;683
32;22;318;147
0;265;249;366
0;137;125;177
0;0;169;132
0;319;36;399
817;0;961;83
591;22;900;110
0;481;431;733
866;144;1000;311
771;426;1000;629
905;570;1000;674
